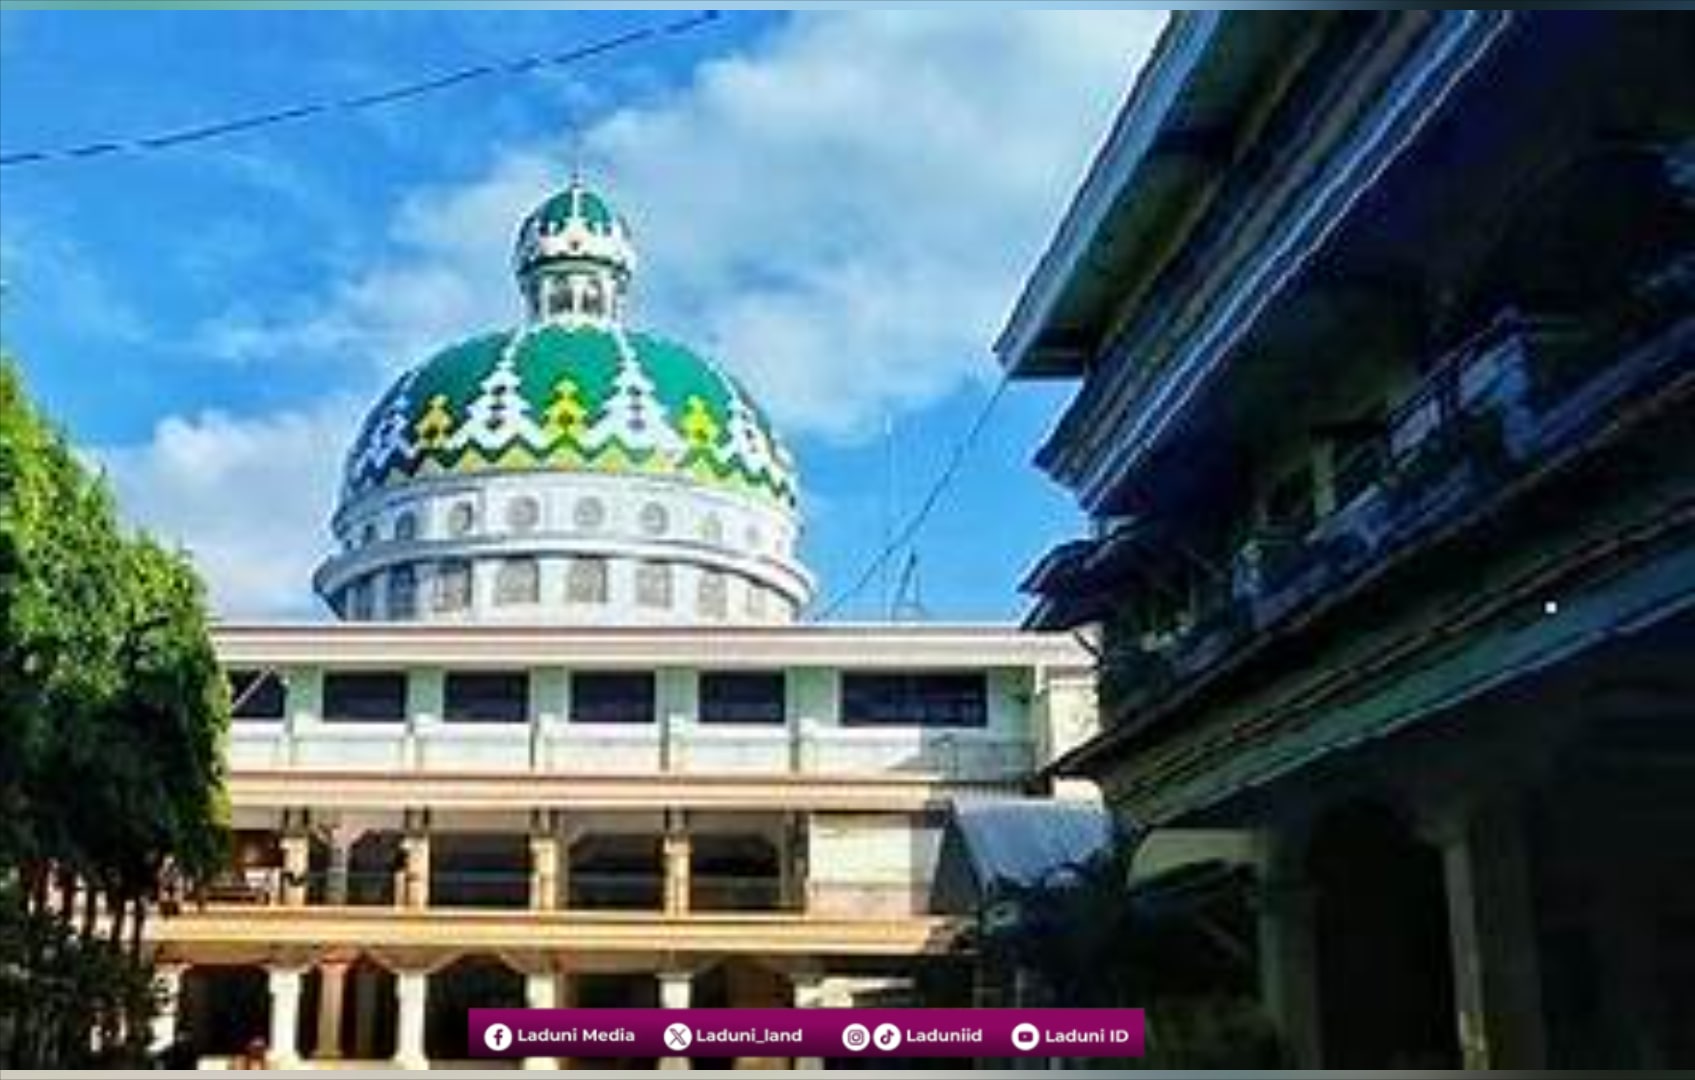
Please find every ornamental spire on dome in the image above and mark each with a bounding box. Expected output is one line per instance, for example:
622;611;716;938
513;178;636;330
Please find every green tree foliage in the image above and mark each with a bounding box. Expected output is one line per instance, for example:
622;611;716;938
0;357;230;1067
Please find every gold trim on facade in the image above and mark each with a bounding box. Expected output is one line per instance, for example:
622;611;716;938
227;768;1016;813
153;905;963;958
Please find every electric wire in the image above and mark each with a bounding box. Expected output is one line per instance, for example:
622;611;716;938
0;11;722;169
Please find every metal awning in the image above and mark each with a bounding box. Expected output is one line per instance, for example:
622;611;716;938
934;797;1122;914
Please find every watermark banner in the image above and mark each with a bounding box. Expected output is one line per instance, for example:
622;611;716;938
469;1007;1145;1059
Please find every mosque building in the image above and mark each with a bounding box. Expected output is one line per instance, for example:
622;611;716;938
145;179;1099;1070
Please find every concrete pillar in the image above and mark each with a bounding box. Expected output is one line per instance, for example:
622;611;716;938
778;813;807;912
325;829;352;906
658;971;692;1070
315;961;347;1060
400;831;430;910
281;832;310;907
530;834;560;911
407;669;443;769
267;965;303;1069
525;971;558;1009
664;812;691;916
555;973;578;1071
791;973;826;1070
660;668;695;772
394;969;428;1070
285;669;323;768
1012;967;1041;1008
1436;798;1546;1069
558;836;572;910
522;973;559;1070
1255;829;1322;1068
149;963;185;1053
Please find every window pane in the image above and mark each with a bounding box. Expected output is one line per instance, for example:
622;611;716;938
228;669;286;721
700;671;785;725
571;672;655;724
840;672;987;727
635;562;672;608
434;560;473;612
495;557;539;605
505;496;541;534
697;571;728;619
350;577;375;621
322;672;408;723
389;565;418;619
444;671;529;724
567;557;608;603
447;501;477;537
393;510;418;541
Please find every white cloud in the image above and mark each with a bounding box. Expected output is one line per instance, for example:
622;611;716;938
198;11;1163;438
122;12;1162;616
595;12;1162;438
91;401;356;619
0;226;154;347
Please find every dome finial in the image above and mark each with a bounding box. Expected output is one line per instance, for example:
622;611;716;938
512;173;636;329
566;118;584;189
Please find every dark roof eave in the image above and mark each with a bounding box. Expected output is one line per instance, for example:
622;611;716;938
998;14;1340;385
994;12;1221;380
1043;720;1128;782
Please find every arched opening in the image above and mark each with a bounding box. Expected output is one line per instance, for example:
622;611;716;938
345;956;398;1061
346;831;401;906
572;974;658;1069
1307;800;1459;1068
425;955;525;1063
178;965;267;1062
691;959;791;1069
296;956;397;1062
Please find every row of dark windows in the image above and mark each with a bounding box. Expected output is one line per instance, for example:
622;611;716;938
227;669;989;727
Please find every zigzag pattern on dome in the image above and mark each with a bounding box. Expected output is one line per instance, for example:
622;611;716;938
343;323;798;508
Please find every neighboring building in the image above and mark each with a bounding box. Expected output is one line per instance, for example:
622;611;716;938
149;182;1099;1069
1001;11;1693;1071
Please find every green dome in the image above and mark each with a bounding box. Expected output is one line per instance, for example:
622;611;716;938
513;180;635;279
343;323;797;508
533;185;618;233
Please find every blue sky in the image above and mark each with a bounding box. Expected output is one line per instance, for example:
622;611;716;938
0;10;1162;621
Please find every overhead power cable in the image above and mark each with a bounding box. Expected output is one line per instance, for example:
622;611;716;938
0;10;722;169
812;374;1011;622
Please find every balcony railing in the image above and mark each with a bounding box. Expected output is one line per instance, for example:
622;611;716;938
1099;306;1694;724
227;719;1035;783
187;867;802;916
691;874;791;913
569;871;664;911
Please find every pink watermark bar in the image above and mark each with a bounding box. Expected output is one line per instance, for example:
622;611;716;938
469;1007;1144;1059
